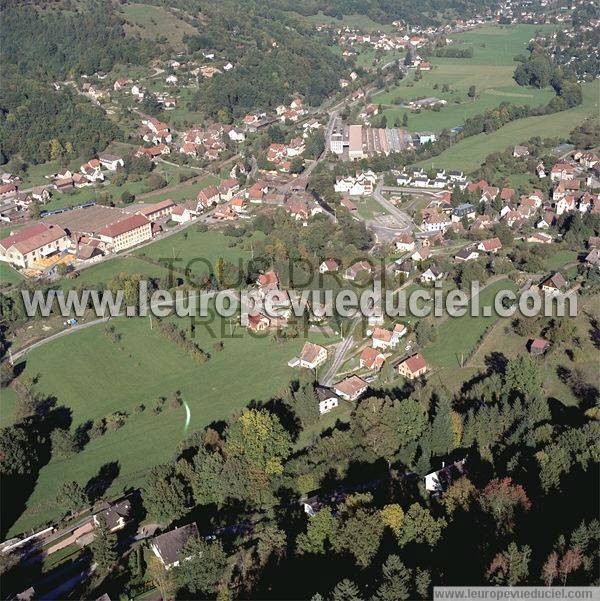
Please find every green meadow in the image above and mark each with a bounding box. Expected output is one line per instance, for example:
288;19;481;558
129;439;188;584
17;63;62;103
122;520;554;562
414;81;598;172
376;24;560;133
8;314;334;535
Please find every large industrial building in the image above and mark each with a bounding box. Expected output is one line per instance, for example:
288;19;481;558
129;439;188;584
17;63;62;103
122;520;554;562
330;121;431;160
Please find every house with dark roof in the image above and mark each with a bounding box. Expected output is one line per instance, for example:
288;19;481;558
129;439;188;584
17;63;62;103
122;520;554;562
425;459;467;493
151;523;199;569
315;385;340;414
93;499;131;532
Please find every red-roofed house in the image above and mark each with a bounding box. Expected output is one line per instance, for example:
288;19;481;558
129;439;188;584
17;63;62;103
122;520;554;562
333;375;368;401
360;347;385;371
477;237;502;253
396;353;428;379
196;186;220;209
529;338;550;356
299;342;328;369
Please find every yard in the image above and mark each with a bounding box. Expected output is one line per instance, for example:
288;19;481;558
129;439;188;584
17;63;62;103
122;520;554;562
8;314;334;536
134;228;264;278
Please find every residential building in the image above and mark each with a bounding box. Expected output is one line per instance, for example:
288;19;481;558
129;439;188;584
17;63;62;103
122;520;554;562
360;347;386;371
333;375;368;401
299;342;328;370
92;500;131;533
396;353;428;380
315;386;340;414
540;272;567;295
98;153;124;171
151;523;199;570
529;338;550;356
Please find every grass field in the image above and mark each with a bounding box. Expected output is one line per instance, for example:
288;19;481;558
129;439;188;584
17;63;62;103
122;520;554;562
60;256;172;291
134;228;263;277
376;24;560;133
9;315;333;535
121;3;198;51
414;81;598;172
286;10;394;32
422;278;518;367
0;262;25;288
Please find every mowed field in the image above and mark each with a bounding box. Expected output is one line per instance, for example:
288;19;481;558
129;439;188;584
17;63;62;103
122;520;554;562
8;315;334;536
422;277;518;368
413;81;599;172
376;24;559;133
120;3;199;51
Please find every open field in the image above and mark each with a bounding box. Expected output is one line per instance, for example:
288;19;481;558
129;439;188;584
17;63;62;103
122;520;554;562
414;81;598;172
422;278;518;368
120;3;198;51
134;228;264;277
376;24;560;133
355;195;390;220
286;10;394;32
8;315;334;535
0;262;25;288
60;256;172;291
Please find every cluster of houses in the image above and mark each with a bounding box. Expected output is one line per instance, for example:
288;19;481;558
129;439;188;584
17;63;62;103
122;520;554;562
334;170;378;196
396;168;467;189
266;137;306;172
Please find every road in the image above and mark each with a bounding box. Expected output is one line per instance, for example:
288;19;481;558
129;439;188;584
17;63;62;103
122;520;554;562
319;318;361;386
372;181;420;231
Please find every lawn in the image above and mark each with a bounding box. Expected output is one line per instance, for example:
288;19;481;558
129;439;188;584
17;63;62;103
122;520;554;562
422;278;518;368
541;249;578;272
61;256;173;291
414;81;598;172
355;195;390;220
9;314;332;536
286;10;394;32
134;228;263;277
0;262;25;288
376;24;560;133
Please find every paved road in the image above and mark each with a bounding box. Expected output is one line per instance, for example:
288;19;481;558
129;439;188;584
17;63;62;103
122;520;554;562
372;181;416;231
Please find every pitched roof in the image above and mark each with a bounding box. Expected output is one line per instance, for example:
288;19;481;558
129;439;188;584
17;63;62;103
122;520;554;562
372;327;393;342
152;523;199;566
97;214;150;239
479;237;502;252
360;347;385;370
138;199;175;216
94;499;131;530
541;272;567;290
400;353;427;374
300;342;326;365
334;375;368;397
0;223;67;255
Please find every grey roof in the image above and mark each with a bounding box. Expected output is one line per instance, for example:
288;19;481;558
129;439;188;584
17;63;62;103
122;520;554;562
94;499;131;530
152;523;199;566
315;385;340;403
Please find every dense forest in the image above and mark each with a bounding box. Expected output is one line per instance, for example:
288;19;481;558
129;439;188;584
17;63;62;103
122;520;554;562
0;2;158;164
